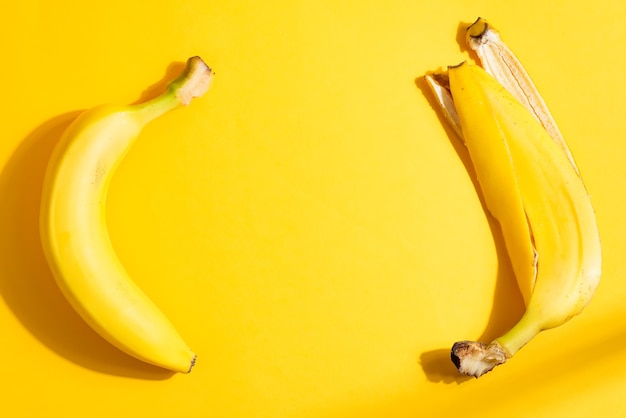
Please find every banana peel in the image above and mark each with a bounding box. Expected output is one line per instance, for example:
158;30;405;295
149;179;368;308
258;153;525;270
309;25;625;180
425;18;601;378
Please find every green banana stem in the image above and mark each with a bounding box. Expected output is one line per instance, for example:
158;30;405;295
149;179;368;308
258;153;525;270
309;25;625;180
133;56;214;124
495;312;542;356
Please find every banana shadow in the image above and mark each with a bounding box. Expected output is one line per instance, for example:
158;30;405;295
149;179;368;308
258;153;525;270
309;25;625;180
414;73;526;384
135;60;187;103
0;63;189;380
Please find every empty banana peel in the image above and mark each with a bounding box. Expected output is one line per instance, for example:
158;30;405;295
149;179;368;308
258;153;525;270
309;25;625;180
467;19;580;174
427;18;576;167
425;18;601;378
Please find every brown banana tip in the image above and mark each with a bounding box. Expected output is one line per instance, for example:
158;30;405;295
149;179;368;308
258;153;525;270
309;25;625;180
174;56;215;106
429;72;451;89
450;340;509;378
187;56;214;76
447;61;466;70
466;17;489;39
450;344;462;369
187;355;197;373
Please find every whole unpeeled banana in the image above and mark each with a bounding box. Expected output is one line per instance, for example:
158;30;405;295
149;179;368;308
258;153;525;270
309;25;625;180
40;57;214;373
425;19;601;377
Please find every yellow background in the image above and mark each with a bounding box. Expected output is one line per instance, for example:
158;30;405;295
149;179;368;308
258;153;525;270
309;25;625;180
2;0;626;416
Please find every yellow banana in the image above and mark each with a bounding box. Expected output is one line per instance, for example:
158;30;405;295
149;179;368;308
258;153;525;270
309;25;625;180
425;22;601;377
40;56;214;373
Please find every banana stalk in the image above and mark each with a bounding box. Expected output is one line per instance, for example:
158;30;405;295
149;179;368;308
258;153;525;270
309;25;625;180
425;19;601;377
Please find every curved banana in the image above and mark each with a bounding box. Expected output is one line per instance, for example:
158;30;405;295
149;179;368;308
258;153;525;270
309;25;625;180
40;57;214;373
425;21;601;378
448;63;600;377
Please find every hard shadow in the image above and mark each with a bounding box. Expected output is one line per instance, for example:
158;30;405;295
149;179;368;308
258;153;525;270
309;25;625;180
415;70;526;384
418;349;472;384
0;63;192;379
134;60;187;103
455;19;481;59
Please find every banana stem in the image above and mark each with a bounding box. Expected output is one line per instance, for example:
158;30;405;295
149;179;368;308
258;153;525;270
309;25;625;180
494;311;542;357
450;340;509;378
132;56;214;124
450;313;542;378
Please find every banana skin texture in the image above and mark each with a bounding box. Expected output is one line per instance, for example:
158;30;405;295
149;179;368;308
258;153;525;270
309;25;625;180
40;57;214;373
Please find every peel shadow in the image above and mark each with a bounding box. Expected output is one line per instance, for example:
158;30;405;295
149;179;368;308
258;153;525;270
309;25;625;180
414;75;526;384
